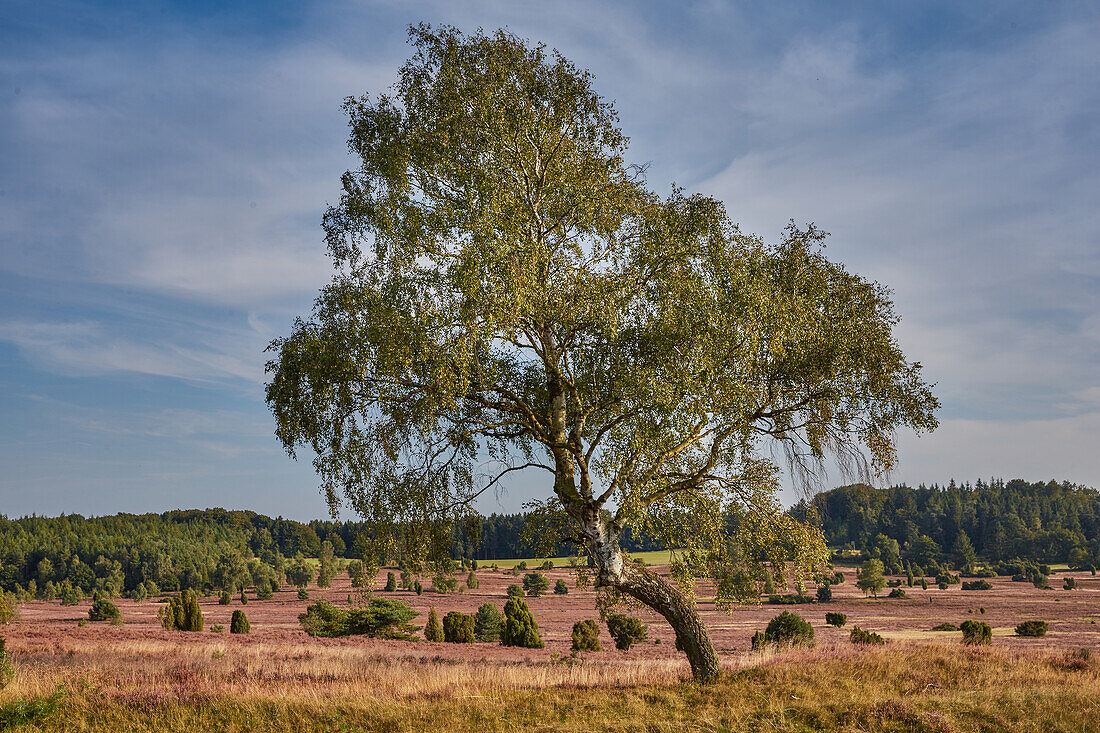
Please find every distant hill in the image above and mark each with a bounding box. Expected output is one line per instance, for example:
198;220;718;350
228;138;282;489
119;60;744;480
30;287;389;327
794;478;1100;569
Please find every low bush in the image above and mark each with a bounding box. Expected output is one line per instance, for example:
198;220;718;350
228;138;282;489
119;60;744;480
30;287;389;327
443;611;475;643
299;598;419;639
88;597;120;622
888;588;906;599
466;571;479;590
218;591;231;605
211;624;224;633
767;594;815;605
816;583;832;602
849;626;885;645
160;589;203;632
831;571;845;585
571;619;601;652
763;611;814;648
931;622;959;631
297;588;309;600
506;584;523;598
523;573;550;597
1015;620;1048;637
256;583;273;601
554;579;569;595
500;596;542;648
960;620;992;646
935;573;960;585
474;603;502;642
825;612;847;628
230;609;250;634
424;608;443;642
239;590;248;605
962;580;992;591
385;572;397;592
1064;577;1078;590
750;630;766;650
606;614;648;651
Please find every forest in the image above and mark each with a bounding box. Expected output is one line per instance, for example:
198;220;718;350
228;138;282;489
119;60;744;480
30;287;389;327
0;478;1095;599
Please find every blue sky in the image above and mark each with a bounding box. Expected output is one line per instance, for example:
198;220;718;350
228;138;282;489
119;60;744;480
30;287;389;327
2;1;1098;520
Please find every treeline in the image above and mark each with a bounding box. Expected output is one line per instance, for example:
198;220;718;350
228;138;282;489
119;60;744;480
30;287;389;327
0;507;663;598
796;479;1100;570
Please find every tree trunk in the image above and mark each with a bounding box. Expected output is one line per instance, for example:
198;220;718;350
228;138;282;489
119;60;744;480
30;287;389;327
585;518;721;683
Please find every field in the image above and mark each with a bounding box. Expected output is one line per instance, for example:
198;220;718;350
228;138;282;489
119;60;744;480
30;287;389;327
2;564;1099;731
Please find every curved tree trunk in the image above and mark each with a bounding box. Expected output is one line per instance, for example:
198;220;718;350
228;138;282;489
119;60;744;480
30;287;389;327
583;516;721;683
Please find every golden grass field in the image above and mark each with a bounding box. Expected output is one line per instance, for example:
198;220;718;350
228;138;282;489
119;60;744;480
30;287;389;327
2;563;1098;731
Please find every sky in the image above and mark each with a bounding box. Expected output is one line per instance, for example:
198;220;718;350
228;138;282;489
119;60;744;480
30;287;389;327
1;1;1098;521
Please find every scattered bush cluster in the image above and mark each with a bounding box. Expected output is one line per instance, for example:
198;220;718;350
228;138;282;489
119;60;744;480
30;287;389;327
849;626;885;645
961;580;992;591
1015;620;1048;637
299;598;418;639
160;590;203;632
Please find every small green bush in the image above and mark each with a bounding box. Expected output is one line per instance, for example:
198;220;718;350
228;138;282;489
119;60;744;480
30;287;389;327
932;622;959;631
256;583;273;601
218;591;231;605
523;573;549;597
816;583;832;602
160;589;203;632
385;572;397;592
849;626;885;645
571;619;601;652
506;584;523;598
211;624;224;633
831;571;845;585
239;590;248;605
424;608;444;642
825;612;847;628
443;611;475;643
763;611;814;648
767;594;815;605
230;609;250;634
466;571;479;590
750;630;766;650
414;581;423;595
888;588;906;599
554;579;568;595
88;597;120;622
961;580;992;591
606;614;648;651
1015;620;1048;637
500;596;543;648
297;588;309;600
960;620;992;645
1064;577;1078;591
474;603;502;642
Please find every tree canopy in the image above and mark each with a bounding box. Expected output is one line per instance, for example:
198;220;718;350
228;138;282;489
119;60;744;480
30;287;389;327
265;24;938;681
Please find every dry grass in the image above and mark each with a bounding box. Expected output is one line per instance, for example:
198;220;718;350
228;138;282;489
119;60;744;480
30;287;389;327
2;637;1098;731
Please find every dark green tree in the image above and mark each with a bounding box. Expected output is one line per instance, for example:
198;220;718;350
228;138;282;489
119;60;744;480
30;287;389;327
572;619;601;652
474;603;503;642
264;24;938;683
424;607;443;642
230;609;250;634
606;614;648;650
523;572;550;597
501;596;543;648
443;611;475;643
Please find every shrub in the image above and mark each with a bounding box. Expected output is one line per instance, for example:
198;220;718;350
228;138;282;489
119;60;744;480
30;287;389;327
960;620;992;645
506;584;524;598
571;619;601;652
348;560;366;588
59;582;82;606
554;579;568;595
160;589;203;632
299;598;419;639
256;583;273;601
1015;620;1048;637
230;609;250;634
424;608;443;642
1032;574;1050;590
443;611;475;643
767;594;814;605
88;597;120;622
606;614;648;651
474;603;503;642
385;572;397;592
515;562;528;571
218;591;231;606
888;588;906;599
297;588;309;601
750;630;766;650
919;578;928;590
849;626;885;645
825;612;847;628
239;590;248;605
935;572;960;585
816;583;832;602
764;611;815;648
466;571;479;590
0;638;13;690
500;596;543;648
961;580;992;591
1064;577;1078;591
431;575;458;594
211;624;224;633
523;573;550;597
932;622;959;631
937;582;948;590
414;581;423;595
856;559;886;598
831;571;845;585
